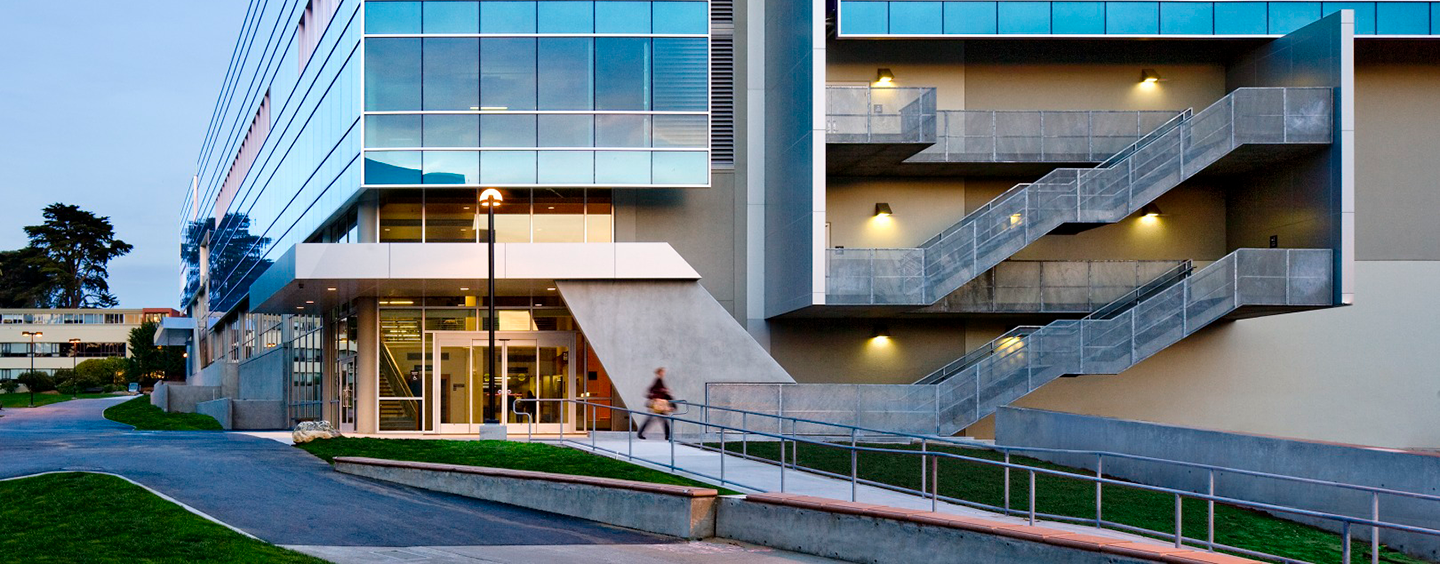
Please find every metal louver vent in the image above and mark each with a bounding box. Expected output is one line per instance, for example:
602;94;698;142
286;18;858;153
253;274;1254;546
711;0;736;168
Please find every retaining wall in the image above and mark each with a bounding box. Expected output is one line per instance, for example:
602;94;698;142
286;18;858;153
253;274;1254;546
995;407;1440;560
196;398;232;429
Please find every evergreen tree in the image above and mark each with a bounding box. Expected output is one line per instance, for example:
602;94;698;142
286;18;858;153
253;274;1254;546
24;203;133;308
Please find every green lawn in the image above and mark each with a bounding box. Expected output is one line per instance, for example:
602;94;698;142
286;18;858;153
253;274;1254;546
298;437;739;495
0;392;122;409
0;472;324;564
104;396;223;431
717;441;1426;564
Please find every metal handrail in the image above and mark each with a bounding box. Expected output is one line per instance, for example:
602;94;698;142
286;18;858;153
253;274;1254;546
518;397;1440;564
913;325;1039;385
1085;259;1195;320
1097;108;1193;169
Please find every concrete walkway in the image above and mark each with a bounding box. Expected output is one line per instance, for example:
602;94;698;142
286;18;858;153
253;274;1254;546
567;436;1168;543
0;398;838;563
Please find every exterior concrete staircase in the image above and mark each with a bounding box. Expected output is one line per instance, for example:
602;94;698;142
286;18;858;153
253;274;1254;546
827;87;1333;306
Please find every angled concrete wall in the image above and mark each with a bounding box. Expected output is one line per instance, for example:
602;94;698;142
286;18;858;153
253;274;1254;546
996;407;1440;561
196;398;232;429
558;280;794;412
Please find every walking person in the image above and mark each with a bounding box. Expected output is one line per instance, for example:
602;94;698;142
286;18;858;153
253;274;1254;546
637;367;673;440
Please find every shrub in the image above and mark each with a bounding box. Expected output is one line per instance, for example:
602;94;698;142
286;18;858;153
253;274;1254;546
17;371;56;393
0;379;18;394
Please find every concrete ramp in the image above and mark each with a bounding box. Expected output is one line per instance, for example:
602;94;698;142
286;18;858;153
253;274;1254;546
557;280;794;412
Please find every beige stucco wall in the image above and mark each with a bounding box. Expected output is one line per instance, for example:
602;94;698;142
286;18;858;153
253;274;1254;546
769;319;971;385
826;177;967;249
963;63;1225;112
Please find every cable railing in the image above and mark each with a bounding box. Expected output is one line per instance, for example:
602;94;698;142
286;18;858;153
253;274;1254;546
516;396;1440;564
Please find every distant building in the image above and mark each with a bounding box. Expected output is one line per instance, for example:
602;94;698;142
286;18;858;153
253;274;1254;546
0;308;179;380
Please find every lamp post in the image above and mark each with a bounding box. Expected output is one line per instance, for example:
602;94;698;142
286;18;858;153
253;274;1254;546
479;188;504;426
21;331;42;407
69;338;81;399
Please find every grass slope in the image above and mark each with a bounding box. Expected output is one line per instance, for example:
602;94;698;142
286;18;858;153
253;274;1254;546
0;473;324;564
298;437;738;495
0;392;120;409
719;442;1425;564
104;396;223;431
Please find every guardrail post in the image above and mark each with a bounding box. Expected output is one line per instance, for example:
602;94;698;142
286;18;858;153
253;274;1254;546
920;439;928;496
669;414;676;470
931;455;939;512
1371;492;1380;564
1004;452;1012;514
719;428;726;485
1096;454;1103;527
1208;469;1216;550
1174;493;1184;548
1028;470;1037;526
780;425;787;492
851;449;859;502
1343;522;1352;564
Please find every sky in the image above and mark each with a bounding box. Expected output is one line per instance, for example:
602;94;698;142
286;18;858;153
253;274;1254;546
0;0;247;309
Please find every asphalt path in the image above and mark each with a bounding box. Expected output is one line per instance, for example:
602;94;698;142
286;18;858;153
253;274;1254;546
0;397;668;547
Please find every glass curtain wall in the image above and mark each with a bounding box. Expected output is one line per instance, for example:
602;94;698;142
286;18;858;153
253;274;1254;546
378;188;612;243
362;0;710;187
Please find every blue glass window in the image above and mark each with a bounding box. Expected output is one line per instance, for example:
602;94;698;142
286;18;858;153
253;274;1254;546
365;39;421;110
596;115;652;147
596;38;651;110
538;115;595;146
653;115;707;147
481;1;538;32
944;2;997;33
1161;2;1212;34
538;39;595;110
1107;2;1159;33
1053;2;1104;34
481;115;538;146
596;1;652;32
423;151;480;184
538;152;596;183
539;1;595;32
1269;2;1320;33
891;2;944;33
482;151;538;184
481;39;537;111
653;2;709;34
841;1;889;34
595;151;651;184
652;152;707;184
653;38;707;111
423;115;480;147
1214;2;1267;34
365;115;422;147
367;1;421;33
365;151;422;184
998;2;1051;33
423;1;479;33
423;39;479;111
1377;2;1429;34
1323;3;1376;34
1434;3;1440;35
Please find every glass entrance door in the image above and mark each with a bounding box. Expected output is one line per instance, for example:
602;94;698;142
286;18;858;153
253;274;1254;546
431;332;575;434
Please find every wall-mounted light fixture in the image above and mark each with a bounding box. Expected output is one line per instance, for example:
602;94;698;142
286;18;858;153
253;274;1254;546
1140;69;1164;83
870;324;892;341
1140;203;1163;218
874;203;894;217
874;68;895;86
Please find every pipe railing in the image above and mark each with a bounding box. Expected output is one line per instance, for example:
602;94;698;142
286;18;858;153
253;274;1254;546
515;396;1440;564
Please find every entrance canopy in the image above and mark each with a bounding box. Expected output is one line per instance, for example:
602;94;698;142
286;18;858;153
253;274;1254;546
248;242;701;314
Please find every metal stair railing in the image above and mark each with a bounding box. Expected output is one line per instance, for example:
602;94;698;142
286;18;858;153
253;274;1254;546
378;343;420;426
828;87;1333;306
518;396;1440;564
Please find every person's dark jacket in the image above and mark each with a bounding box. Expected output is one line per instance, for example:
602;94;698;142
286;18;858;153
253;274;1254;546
647;378;672;401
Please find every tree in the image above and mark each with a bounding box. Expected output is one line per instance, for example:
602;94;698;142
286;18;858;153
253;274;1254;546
0;247;53;307
24;203;133;308
127;321;186;383
17;371;55;407
75;358;128;389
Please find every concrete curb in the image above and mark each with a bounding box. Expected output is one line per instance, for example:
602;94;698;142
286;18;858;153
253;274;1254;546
333;457;718;539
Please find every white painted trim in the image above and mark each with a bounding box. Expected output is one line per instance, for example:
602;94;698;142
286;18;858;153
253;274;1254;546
1339;9;1357;305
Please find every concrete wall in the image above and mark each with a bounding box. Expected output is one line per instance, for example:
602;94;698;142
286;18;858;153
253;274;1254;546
232;399;287;430
237;344;287;401
995;407;1440;560
619;170;745;320
196;397;232;429
770;318;971;385
716;497;1155;564
763;0;821;317
160;383;222;414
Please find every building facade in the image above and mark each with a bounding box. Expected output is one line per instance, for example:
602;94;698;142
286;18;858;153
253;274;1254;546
1;308;176;381
174;0;1440;449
